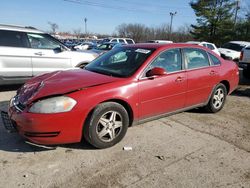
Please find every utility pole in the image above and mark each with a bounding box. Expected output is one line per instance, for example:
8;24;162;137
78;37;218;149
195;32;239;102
84;17;87;36
169;11;177;39
234;0;240;25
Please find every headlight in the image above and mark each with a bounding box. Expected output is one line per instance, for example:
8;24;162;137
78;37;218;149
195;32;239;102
29;96;77;114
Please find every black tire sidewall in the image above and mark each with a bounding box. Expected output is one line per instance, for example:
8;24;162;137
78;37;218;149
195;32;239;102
84;102;129;149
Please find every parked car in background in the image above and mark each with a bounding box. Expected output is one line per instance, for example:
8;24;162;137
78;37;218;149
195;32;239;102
74;42;96;50
63;41;77;50
1;43;239;149
0;24;99;85
147;40;173;44
186;41;220;56
91;42;124;55
109;38;135;44
239;45;250;78
218;41;250;61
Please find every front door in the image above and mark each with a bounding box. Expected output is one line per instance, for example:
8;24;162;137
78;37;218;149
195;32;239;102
27;33;71;76
138;48;187;119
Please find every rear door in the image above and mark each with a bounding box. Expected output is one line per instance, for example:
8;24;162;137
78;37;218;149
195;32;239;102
183;48;219;107
27;33;71;76
0;30;32;80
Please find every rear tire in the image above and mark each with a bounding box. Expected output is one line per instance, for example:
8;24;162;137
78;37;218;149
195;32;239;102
204;84;227;113
83;102;129;149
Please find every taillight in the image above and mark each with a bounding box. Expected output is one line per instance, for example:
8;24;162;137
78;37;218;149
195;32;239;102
240;51;243;61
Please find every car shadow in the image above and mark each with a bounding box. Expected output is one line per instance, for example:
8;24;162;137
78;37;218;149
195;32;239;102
231;72;250;98
0;84;23;92
0;100;95;153
232;87;250;98
239;72;250;86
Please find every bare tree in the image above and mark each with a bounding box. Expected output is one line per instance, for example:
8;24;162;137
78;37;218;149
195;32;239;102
116;23;192;42
73;28;82;39
48;22;59;34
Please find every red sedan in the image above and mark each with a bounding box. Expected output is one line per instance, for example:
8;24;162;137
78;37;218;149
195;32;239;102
1;44;239;148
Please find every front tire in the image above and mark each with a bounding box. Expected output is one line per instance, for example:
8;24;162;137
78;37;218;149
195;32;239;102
83;102;129;149
204;84;227;113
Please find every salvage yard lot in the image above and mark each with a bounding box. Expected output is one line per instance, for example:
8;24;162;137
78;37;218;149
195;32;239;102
0;73;250;188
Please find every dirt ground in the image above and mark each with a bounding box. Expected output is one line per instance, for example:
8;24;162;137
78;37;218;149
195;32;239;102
0;73;250;188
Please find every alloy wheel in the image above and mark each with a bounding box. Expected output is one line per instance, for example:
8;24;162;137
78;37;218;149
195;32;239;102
212;88;225;109
96;111;123;142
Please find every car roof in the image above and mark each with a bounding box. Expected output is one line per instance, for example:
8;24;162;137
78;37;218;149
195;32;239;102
186;41;201;44
229;41;250;46
125;43;209;50
186;41;215;45
0;24;44;34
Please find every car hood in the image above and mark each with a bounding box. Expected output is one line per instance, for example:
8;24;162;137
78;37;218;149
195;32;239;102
17;69;121;105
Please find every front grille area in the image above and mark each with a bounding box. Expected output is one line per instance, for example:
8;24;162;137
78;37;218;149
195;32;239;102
0;111;17;132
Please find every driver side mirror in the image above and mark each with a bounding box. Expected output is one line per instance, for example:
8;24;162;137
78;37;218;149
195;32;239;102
146;67;166;77
53;47;62;53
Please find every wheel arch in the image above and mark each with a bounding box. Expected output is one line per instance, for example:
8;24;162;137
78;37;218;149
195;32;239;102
220;80;230;94
101;99;134;127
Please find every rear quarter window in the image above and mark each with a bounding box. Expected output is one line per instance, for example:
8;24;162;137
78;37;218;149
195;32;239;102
209;53;221;65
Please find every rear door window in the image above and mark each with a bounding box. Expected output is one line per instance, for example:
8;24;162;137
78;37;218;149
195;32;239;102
0;30;29;48
119;39;125;43
183;48;210;69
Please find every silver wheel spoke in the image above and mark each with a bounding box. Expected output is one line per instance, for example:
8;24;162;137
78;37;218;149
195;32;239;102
108;129;115;140
98;129;109;138
114;121;122;129
109;112;117;122
99;117;109;127
219;93;224;100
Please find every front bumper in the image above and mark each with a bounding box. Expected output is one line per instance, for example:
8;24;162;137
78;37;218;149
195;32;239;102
1;99;86;145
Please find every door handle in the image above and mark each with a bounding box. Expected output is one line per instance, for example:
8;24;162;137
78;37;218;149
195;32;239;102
34;52;44;56
210;70;216;75
175;76;184;82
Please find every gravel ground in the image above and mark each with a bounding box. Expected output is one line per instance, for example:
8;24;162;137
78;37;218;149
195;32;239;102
0;74;250;188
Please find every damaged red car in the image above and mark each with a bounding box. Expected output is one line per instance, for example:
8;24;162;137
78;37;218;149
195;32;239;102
1;44;239;148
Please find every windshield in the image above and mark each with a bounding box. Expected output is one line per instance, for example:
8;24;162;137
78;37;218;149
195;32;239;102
85;47;155;77
221;42;245;52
